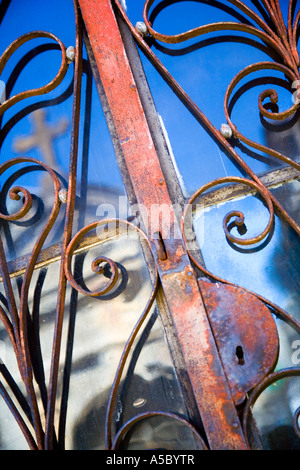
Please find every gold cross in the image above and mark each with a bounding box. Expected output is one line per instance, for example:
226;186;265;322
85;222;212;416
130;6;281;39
13;109;69;169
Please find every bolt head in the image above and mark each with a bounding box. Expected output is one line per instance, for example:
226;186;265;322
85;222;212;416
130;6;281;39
66;46;75;63
135;21;148;37
220;123;233;139
59;188;68;203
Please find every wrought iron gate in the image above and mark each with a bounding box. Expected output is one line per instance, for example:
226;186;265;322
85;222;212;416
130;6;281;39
0;0;300;450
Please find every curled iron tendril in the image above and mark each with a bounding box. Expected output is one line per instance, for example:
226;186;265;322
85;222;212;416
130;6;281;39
0;0;79;451
181;176;300;330
142;0;300;76
0;157;61;221
182;177;300;445
0;185;32;221
141;0;300;169
224;61;300;172
63;218;160;449
0;30;69;116
64;220;123;297
114;0;300;239
182;176;274;247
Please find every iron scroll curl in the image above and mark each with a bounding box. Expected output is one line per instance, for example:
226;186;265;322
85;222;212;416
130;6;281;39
0;31;69;116
114;0;300;237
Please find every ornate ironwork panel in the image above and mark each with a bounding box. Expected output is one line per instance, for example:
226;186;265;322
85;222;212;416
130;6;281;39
0;0;299;450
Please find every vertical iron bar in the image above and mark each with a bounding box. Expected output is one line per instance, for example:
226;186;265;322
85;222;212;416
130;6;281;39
44;0;83;450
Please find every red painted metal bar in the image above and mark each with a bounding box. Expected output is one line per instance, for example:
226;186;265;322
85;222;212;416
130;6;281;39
78;0;248;450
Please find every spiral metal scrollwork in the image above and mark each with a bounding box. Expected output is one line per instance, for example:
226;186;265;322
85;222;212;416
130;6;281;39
114;0;300;449
182;176;275;246
64;220;122;297
0;0;300;452
114;0;300;238
0;31;68;116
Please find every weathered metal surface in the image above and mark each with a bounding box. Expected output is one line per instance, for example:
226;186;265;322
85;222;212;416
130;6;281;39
0;0;298;452
78;0;249;450
114;0;300;239
199;279;279;405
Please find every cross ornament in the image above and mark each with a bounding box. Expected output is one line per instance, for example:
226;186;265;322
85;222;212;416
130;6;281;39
13;108;68;170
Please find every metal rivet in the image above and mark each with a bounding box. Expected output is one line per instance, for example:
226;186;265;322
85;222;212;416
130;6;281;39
133;397;147;408
158;178;164;185
0;80;6;105
66;46;75;63
187;271;193;277
135;21;148;37
220;123;233;139
59;188;68;203
231;421;239;430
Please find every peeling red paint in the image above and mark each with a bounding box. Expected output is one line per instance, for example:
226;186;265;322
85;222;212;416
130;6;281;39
79;0;249;450
200;279;279;405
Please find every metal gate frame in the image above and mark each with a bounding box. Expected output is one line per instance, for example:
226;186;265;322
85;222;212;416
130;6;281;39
0;0;300;450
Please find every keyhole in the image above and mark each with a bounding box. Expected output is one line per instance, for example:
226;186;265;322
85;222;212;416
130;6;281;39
236;345;245;365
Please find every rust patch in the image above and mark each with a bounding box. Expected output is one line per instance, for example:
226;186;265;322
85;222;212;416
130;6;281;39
199;279;279;405
79;0;249;449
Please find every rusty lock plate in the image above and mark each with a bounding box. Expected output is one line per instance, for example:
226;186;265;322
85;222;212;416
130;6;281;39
199;279;279;405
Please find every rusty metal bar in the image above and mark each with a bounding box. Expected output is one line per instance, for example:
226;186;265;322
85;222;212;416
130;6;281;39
44;0;83;450
78;0;248;450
